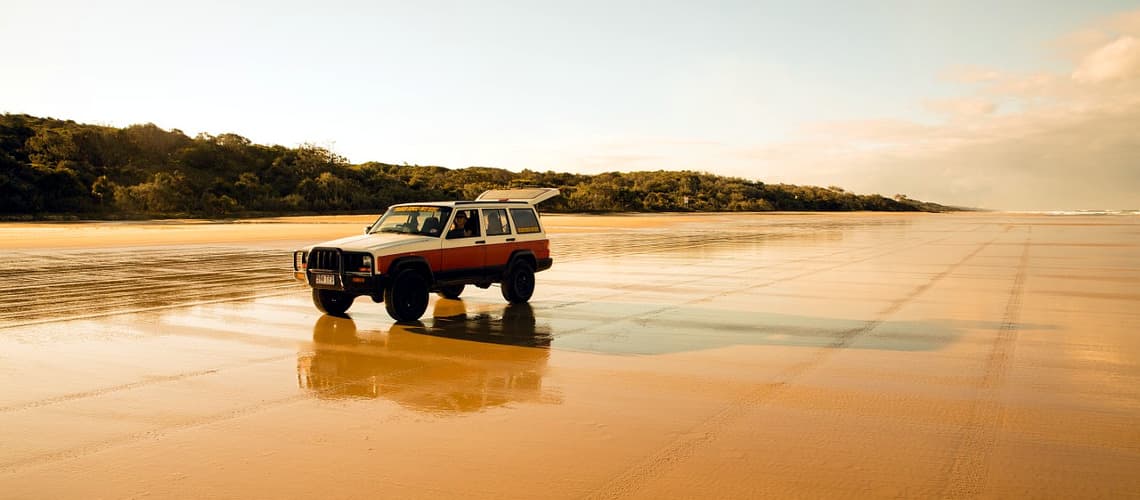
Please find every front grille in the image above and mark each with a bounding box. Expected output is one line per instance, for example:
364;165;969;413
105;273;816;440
309;248;341;271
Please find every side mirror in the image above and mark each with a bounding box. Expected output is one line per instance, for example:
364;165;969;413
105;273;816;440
363;225;372;234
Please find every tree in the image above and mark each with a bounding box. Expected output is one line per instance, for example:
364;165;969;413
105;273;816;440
0;113;953;218
91;175;114;207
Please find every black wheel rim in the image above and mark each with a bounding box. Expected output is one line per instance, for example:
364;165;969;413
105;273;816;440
515;270;534;297
398;275;428;318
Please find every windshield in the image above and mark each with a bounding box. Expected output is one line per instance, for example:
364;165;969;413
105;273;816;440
368;205;452;237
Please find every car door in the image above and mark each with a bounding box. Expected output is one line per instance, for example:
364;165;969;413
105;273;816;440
440;208;485;280
481;208;515;275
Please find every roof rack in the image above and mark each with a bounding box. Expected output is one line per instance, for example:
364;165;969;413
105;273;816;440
453;200;528;205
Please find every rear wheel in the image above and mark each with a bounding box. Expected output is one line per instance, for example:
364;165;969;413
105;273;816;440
436;284;465;299
313;289;354;315
501;261;535;304
385;269;429;322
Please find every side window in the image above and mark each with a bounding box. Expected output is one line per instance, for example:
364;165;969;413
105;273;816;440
446;209;481;239
510;208;542;234
484;208;511;236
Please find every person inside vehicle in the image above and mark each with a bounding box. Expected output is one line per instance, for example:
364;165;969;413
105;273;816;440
448;211;475;238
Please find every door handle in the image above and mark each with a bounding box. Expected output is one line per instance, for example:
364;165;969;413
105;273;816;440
506;238;515;242
475;240;486;244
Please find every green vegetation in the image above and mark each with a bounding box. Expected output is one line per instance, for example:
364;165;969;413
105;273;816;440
1;113;955;218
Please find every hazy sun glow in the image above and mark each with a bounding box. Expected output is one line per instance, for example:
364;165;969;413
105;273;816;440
2;0;1138;209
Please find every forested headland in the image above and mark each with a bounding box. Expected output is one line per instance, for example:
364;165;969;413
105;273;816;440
1;114;956;219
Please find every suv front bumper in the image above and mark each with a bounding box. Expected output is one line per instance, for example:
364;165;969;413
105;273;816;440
307;270;386;295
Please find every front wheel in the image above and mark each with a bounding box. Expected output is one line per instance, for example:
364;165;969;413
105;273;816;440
313;289;354;315
436;284;465;299
385;269;429;322
501;261;535;304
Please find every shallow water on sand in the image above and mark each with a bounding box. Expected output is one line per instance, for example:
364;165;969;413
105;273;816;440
1;213;1137;498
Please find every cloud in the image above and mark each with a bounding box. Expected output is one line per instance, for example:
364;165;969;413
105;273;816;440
1054;9;1140;58
555;9;1140;210
742;8;1140;210
1072;36;1140;83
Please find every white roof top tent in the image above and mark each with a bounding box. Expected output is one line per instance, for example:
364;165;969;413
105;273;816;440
475;188;561;205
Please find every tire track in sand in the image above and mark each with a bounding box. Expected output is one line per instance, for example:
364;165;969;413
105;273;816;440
0;353;297;414
582;236;999;500
0;232;864;422
940;235;1030;498
548;232;957;350
0;247;298;330
0;363;428;475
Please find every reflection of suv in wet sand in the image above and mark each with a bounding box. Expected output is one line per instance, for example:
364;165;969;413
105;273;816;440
299;308;557;412
292;188;558;322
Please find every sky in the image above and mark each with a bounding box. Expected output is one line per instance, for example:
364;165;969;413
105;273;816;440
2;0;1139;210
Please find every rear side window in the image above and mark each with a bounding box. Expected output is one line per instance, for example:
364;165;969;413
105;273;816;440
484;208;511;236
510;208;542;234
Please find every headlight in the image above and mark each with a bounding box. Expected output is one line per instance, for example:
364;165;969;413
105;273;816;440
294;251;307;271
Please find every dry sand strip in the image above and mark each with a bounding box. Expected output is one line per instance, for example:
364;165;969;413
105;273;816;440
0;213;825;250
0;213;1137;498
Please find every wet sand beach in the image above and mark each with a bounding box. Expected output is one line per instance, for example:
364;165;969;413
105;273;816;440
0;213;1137;498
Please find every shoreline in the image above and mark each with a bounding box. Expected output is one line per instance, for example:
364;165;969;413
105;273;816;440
2;211;1134;251
0;212;945;250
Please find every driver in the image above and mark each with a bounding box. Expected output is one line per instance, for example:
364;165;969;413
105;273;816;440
448;211;473;238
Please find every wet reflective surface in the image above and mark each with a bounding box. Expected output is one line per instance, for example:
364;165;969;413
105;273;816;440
1;213;1138;498
1;246;299;327
299;305;557;412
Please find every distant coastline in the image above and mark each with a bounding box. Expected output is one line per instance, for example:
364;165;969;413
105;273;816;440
2;113;962;220
1009;210;1140;216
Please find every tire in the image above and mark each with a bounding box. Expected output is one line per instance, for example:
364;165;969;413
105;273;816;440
501;261;535;304
385;269;429;322
313;289;354;316
436;284;465;299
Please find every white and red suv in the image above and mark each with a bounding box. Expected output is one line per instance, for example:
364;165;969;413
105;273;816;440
292;188;558;322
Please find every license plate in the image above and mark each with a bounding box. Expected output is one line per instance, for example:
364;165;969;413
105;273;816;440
314;274;336;286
